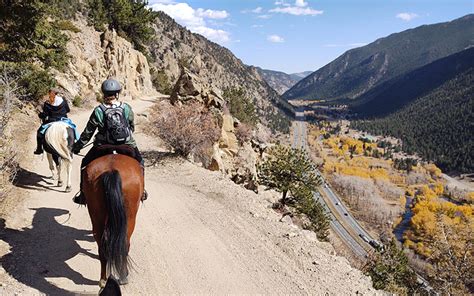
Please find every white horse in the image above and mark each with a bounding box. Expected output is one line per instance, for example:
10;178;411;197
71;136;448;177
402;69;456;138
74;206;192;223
43;122;75;192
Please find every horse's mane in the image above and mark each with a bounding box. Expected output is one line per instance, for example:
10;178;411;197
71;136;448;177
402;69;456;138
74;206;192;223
44;122;73;162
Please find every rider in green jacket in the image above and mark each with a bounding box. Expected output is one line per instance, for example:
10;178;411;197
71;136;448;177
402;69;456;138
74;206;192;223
72;79;147;204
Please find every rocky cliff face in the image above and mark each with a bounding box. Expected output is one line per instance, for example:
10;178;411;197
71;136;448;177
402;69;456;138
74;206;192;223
147;12;293;133
52;19;157;101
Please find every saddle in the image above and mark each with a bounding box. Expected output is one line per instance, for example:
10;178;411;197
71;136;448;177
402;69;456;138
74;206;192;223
84;144;139;168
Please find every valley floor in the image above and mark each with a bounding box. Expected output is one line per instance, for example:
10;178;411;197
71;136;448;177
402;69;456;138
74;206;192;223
0;98;377;295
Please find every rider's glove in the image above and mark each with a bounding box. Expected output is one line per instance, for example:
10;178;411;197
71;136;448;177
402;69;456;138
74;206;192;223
72;143;82;155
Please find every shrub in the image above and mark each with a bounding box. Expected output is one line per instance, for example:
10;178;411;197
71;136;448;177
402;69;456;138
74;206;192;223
363;239;419;294
54;20;81;33
0;62;55;102
72;95;82;107
151;68;172;95
0;67;21;201
152;102;220;158
21;67;56;100
235;123;253;144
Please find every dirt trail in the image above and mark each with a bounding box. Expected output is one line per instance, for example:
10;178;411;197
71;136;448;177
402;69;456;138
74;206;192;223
0;98;378;295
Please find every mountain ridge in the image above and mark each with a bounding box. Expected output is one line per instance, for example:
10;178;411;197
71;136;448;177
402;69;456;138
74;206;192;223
351;47;474;117
283;14;474;101
252;67;312;95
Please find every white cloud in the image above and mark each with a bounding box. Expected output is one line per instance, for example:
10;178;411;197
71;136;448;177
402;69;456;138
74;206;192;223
196;8;229;19
270;6;322;16
268;34;285;43
241;6;263;14
396;12;419;21
295;0;308;7
274;1;290;6
270;0;323;16
150;2;231;44
252;24;264;28
257;14;272;19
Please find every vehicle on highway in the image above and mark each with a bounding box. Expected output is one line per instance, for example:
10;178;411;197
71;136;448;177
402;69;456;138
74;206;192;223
369;240;384;251
335;202;339;205
344;212;348;216
358;234;371;243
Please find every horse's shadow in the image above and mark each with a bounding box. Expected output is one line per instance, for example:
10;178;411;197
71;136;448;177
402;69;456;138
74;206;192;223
13;167;64;193
0;208;98;295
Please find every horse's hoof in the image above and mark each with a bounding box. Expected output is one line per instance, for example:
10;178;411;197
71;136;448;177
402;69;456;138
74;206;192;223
65;186;71;193
57;181;63;187
99;279;107;288
118;276;129;285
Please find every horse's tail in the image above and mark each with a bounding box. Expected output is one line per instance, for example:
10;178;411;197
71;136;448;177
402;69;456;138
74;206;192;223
44;122;73;162
101;170;129;280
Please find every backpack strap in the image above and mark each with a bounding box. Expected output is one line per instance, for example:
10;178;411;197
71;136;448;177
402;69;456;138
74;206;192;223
99;103;107;113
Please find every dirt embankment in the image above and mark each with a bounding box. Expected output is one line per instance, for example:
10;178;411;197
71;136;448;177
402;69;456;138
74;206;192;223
0;98;378;295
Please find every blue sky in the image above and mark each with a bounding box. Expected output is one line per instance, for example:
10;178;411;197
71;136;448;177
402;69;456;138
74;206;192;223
149;0;473;73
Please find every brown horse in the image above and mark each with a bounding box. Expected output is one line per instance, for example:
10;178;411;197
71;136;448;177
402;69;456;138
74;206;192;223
83;154;143;288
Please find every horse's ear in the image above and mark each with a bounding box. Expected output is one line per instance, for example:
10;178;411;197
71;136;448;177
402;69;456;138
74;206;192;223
99;276;121;296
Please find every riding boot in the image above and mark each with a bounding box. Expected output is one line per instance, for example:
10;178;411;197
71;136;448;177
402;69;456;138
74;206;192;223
141;165;148;201
34;133;44;155
73;170;86;205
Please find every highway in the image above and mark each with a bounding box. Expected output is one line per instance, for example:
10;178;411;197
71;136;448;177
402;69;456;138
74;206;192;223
292;107;371;257
291;108;436;293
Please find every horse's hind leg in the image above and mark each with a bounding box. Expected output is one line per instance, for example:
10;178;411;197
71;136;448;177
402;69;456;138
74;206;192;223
65;160;72;192
57;158;63;187
92;224;108;288
47;153;57;179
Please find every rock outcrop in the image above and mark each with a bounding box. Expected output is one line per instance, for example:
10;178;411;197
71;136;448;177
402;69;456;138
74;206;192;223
170;67;225;109
52;19;157;101
169;66;262;191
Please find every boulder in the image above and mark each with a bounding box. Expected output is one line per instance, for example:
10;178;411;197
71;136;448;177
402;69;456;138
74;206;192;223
170;67;203;104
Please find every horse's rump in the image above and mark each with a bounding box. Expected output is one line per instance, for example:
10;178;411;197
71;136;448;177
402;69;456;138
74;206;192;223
44;122;74;161
84;154;143;284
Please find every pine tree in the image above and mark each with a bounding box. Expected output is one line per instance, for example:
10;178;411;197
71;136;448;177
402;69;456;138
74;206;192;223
258;145;322;204
293;186;331;241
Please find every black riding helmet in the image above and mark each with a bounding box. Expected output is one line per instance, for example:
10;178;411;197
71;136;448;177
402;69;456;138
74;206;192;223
101;78;122;97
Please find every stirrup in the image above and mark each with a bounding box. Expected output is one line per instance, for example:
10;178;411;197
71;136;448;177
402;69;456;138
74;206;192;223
73;191;86;205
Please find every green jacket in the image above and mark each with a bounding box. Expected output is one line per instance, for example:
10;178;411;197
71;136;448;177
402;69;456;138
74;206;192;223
75;102;137;150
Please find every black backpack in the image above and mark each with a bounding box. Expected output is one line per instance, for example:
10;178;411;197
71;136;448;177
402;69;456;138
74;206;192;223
99;103;131;145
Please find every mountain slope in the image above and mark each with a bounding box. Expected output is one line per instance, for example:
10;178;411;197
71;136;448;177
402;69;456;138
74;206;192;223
290;71;313;81
352;47;474;117
252;67;311;95
352;65;474;173
148;12;293;132
283;14;474;101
